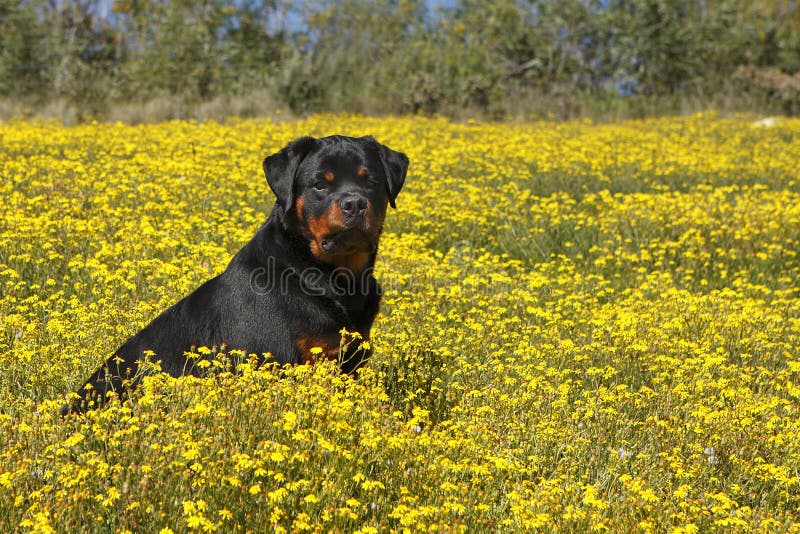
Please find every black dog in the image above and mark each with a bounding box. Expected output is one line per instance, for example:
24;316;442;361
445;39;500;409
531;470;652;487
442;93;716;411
62;135;408;414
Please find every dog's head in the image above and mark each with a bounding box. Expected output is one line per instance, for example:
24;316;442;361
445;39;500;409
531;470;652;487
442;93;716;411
262;135;408;270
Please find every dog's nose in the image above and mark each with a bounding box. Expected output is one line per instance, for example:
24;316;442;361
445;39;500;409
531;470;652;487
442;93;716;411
340;195;367;218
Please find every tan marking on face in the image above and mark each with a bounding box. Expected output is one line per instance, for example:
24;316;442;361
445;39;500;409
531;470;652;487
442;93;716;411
324;171;334;181
304;202;348;257
298;194;389;272
357;167;367;176
363;198;387;236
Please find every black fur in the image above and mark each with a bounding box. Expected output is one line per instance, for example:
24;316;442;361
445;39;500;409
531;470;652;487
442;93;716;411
62;135;408;415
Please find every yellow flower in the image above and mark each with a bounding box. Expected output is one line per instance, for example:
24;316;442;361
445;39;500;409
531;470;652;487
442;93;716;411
2;113;800;532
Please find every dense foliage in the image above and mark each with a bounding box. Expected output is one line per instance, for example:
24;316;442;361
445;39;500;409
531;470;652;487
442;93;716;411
1;114;799;531
1;1;800;120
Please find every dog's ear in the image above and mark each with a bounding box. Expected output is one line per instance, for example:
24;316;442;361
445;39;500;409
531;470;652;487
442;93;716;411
262;136;318;212
373;139;409;209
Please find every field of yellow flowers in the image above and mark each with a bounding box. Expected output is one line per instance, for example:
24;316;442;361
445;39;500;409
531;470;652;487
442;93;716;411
1;113;799;532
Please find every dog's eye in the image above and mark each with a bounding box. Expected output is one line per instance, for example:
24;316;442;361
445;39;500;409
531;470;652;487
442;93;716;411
313;182;329;192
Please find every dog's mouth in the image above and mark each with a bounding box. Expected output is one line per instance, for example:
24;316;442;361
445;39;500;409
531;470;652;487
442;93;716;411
320;228;375;255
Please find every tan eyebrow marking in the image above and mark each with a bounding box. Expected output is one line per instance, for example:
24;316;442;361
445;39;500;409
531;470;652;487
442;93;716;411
357;167;367;176
324;171;335;181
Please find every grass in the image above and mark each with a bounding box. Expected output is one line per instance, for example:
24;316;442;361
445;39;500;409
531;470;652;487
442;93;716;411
0;113;799;532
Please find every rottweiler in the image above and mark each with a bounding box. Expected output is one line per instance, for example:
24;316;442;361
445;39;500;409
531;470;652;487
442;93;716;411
62;135;408;414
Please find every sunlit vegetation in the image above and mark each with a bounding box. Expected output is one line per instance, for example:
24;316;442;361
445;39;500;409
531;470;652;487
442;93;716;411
1;114;799;531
